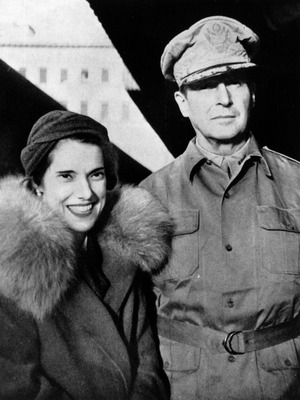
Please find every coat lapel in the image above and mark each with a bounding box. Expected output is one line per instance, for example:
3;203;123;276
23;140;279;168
38;281;132;400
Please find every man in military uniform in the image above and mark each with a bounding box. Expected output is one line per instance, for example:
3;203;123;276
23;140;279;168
140;15;300;400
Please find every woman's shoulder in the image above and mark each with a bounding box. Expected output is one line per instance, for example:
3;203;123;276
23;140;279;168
0;175;76;321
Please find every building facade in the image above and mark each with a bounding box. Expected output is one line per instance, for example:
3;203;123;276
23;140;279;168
0;13;173;171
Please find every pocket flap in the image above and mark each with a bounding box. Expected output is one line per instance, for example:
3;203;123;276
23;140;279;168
258;206;300;233
172;210;199;236
159;337;200;372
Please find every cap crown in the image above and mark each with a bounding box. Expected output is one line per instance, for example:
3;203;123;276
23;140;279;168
161;16;260;86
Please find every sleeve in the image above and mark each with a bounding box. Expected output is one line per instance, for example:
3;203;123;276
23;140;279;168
0;300;72;400
125;273;170;400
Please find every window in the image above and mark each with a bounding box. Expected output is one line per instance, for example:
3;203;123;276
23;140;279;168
61;69;68;82
101;68;109;83
80;101;88;115
39;68;47;83
101;102;109;120
81;69;89;83
122;103;130;121
19;68;26;78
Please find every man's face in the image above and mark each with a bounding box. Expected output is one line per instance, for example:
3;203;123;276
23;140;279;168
175;72;254;149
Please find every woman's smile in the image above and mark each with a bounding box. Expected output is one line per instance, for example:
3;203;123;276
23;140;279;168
37;139;106;235
67;203;94;215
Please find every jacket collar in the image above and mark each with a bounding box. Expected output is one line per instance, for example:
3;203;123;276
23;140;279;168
184;134;272;180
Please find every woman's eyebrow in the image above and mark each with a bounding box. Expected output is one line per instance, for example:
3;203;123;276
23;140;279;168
56;169;74;174
89;166;105;173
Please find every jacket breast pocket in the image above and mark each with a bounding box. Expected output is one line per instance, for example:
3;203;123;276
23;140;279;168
156;210;199;281
258;206;300;274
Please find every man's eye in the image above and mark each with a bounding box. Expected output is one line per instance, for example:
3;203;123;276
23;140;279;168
228;80;242;86
202;82;218;90
191;80;217;90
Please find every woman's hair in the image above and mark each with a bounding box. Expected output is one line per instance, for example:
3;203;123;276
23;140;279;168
30;132;118;191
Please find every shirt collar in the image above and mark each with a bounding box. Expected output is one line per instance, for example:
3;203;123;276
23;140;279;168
196;136;251;168
184;134;272;180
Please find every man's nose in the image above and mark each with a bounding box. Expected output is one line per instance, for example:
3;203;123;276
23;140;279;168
216;83;232;106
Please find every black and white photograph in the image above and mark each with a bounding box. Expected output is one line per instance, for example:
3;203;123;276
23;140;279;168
0;1;299;399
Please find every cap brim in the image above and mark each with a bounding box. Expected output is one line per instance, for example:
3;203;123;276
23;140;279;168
179;62;257;87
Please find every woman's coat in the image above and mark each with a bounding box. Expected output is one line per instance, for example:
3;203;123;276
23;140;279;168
0;176;173;400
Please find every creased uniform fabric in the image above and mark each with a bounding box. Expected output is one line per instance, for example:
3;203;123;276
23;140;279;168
0;176;173;400
140;135;300;400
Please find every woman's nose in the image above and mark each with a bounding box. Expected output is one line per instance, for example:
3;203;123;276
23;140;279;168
77;178;94;199
216;83;232;106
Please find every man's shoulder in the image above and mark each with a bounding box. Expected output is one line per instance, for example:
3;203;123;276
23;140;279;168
140;156;182;189
262;146;300;170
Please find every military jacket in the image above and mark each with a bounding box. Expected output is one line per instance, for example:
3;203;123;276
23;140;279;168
140;136;300;400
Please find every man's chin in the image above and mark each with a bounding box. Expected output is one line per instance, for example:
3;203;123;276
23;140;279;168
215;130;250;145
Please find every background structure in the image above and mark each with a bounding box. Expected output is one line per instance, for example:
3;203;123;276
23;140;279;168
88;0;300;161
0;0;299;183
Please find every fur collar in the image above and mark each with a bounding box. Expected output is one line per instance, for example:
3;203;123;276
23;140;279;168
0;176;173;320
96;186;173;275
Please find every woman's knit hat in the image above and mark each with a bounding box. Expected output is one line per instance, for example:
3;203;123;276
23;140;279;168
21;110;117;188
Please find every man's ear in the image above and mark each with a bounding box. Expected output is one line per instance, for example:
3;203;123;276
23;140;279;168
174;91;190;118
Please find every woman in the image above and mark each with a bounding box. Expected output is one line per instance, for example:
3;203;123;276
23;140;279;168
0;110;173;399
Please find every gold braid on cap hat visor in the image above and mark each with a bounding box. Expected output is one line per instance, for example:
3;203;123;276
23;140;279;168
178;61;257;87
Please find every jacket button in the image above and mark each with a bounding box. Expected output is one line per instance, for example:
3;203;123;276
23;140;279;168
224;192;230;199
226;244;233;251
228;355;235;362
228;299;234;308
284;359;292;367
164;361;170;369
206;159;212;165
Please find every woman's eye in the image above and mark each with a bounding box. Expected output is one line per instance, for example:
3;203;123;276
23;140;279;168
91;171;105;180
59;173;72;180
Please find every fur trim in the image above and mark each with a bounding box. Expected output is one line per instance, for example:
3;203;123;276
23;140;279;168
0;176;76;321
97;186;174;274
0;178;173;320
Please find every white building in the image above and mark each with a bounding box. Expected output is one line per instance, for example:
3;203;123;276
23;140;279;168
0;0;173;171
